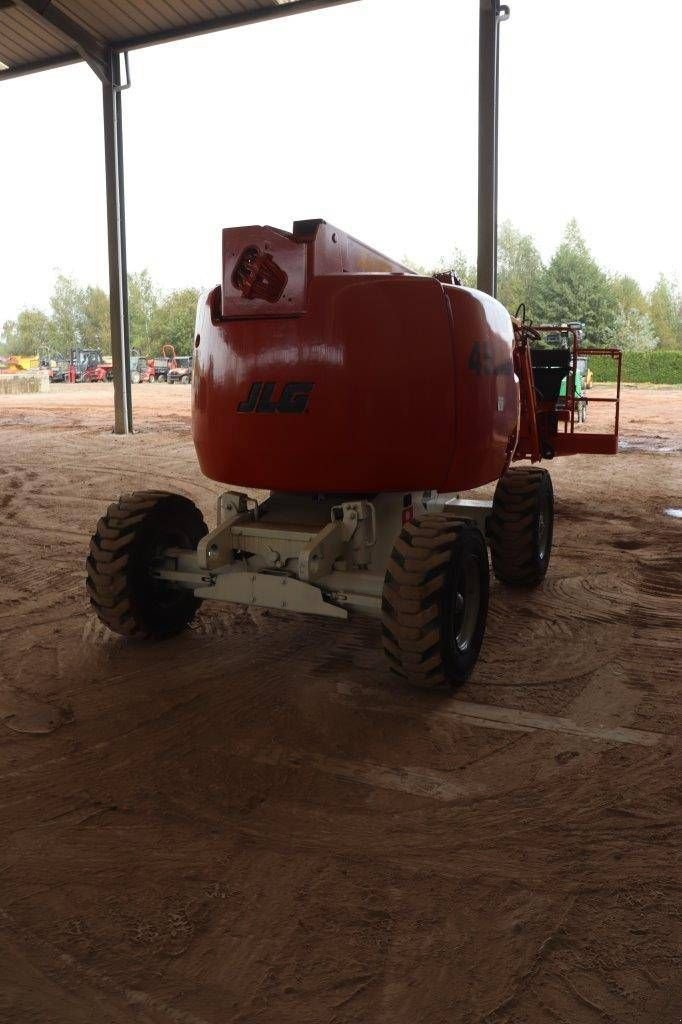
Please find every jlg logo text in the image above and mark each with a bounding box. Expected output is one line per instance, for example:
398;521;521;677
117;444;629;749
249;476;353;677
237;381;313;414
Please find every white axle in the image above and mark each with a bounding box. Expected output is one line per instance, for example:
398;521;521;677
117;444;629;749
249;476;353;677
152;489;493;620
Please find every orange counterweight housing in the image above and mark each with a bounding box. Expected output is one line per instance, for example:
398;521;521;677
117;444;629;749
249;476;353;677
192;221;519;494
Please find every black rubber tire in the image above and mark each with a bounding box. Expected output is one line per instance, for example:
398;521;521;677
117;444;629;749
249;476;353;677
489;467;554;587
157;374;166;383
86;491;207;639
181;375;190;385
382;515;489;689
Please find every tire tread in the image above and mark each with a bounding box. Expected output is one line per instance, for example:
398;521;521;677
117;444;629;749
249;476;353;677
382;514;473;689
86;491;206;639
489;467;553;586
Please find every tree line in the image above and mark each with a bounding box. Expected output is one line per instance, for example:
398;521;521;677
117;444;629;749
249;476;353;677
1;271;201;361
408;219;682;351
3;220;681;358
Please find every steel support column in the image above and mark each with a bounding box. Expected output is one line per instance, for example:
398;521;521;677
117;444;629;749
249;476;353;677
477;0;509;297
102;52;132;434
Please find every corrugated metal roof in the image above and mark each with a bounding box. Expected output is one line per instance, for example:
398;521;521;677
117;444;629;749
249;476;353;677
0;0;357;79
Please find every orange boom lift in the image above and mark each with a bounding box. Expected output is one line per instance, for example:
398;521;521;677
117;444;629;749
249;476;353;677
87;220;620;689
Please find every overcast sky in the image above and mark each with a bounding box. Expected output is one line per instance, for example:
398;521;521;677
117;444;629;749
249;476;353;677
1;0;679;329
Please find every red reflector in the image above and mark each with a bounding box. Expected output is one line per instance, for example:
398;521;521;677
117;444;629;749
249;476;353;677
402;505;414;524
232;246;288;303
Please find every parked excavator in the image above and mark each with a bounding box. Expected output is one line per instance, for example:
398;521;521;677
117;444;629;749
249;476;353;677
87;220;621;689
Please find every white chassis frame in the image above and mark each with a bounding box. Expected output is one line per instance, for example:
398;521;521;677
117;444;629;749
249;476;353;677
153;490;493;620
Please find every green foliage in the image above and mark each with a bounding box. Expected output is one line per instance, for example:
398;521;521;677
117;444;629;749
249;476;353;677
128;270;159;355
535;220;618;345
496;221;544;320
590;350;682;384
1;318;18;355
403;218;682;354
1;308;55;359
608;307;658;352
50;275;86;352
81;286;110;349
649;274;682;350
611;274;648;316
2;270;201;362
149;288;201;356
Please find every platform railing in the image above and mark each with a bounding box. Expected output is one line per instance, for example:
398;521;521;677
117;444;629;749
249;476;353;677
522;325;623;458
560;344;622;441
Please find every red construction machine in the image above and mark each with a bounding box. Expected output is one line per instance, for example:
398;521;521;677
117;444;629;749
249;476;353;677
87;220;621;689
82;363;111;383
146;345;179;382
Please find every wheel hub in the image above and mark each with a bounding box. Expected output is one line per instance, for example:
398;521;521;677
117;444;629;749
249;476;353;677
453;554;481;653
537;497;550;562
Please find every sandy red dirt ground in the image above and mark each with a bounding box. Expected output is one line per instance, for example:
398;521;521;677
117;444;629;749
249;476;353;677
0;383;680;1024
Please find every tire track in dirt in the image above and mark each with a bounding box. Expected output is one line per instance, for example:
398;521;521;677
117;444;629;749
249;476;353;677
0;465;39;524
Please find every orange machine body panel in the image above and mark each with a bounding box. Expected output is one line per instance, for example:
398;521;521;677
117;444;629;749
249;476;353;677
192;222;519;494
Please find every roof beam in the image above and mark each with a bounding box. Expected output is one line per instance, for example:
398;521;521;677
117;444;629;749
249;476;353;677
0;53;80;80
116;0;360;54
0;1;359;80
11;1;110;81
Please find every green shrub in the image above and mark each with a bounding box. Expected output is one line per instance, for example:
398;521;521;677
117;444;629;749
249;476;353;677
589;350;682;385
